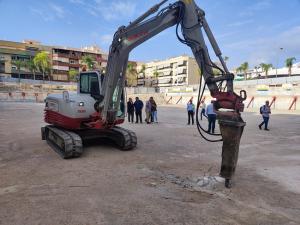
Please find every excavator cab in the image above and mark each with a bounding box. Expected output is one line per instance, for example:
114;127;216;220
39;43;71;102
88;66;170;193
79;71;102;99
78;71;125;120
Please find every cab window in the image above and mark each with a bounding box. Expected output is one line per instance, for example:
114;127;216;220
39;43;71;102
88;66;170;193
80;73;100;94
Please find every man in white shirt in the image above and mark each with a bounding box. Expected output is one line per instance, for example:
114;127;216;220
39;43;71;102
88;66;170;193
187;100;195;125
200;100;207;120
206;100;217;133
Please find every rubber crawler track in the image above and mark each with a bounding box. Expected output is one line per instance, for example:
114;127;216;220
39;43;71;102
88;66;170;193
42;126;137;159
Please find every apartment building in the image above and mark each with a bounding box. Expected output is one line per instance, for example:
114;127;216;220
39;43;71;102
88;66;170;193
0;40;51;80
51;45;108;81
0;40;108;82
138;55;200;88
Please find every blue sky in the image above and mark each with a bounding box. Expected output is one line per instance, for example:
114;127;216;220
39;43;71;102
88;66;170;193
0;0;300;69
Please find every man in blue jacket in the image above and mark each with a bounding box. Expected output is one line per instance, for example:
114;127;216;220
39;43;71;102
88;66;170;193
134;97;144;123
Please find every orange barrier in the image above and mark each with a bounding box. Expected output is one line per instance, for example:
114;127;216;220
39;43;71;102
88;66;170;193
269;96;277;108
246;96;254;108
289;96;298;110
166;96;172;104
176;96;182;104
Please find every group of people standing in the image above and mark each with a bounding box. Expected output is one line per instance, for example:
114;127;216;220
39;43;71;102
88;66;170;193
127;97;158;124
186;99;217;134
187;99;272;133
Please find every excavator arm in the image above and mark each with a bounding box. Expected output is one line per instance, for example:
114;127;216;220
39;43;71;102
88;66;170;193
100;0;246;123
97;0;246;187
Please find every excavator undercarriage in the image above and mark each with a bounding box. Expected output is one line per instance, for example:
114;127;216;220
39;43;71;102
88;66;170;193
42;126;137;159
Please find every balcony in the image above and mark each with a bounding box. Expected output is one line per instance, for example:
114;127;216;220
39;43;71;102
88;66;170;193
159;70;172;77
177;60;187;67
176;67;187;75
137;73;145;79
53;53;69;59
137;79;145;85
69;54;80;59
53;65;69;71
157;65;164;70
52;70;68;75
53;61;70;67
158;78;172;84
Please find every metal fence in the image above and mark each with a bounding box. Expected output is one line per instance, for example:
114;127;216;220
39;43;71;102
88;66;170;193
0;77;76;86
234;76;300;86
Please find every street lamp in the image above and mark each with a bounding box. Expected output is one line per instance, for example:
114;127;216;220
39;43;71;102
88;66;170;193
276;47;283;78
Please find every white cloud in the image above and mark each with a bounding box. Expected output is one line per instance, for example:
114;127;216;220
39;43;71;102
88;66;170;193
239;0;271;17
228;19;254;27
103;1;136;20
81;0;136;21
49;3;65;18
69;0;85;4
216;31;238;40
30;3;67;22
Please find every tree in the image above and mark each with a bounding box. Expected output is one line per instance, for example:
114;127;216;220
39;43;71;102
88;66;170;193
139;64;146;75
33;51;51;81
25;59;37;80
239;62;249;80
152;70;159;86
260;63;273;77
126;62;138;87
69;69;79;82
81;55;95;70
11;59;25;82
285;57;296;76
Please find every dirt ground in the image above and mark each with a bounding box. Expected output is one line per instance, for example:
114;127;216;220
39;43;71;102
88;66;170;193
0;102;299;225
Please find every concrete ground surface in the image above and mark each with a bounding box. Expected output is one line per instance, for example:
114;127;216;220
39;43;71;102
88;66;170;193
0;102;299;225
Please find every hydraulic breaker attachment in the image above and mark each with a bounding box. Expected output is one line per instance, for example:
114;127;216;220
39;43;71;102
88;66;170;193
218;114;246;188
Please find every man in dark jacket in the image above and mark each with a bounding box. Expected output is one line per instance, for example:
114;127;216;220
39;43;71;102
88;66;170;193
127;98;134;123
134;97;144;123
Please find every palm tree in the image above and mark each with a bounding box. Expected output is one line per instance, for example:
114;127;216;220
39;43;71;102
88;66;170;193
33;51;51;81
25;59;37;80
239;62;249;80
152;70;159;86
285;57;296;76
139;64;146;79
11;59;25;82
68;69;79;82
81;55;95;71
126;62;138;87
260;63;273;77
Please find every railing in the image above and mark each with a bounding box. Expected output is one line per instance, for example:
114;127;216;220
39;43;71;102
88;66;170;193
234;75;300;86
0;77;76;86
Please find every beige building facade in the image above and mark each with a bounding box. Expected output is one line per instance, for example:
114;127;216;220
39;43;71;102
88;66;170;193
0;40;108;82
137;55;200;88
